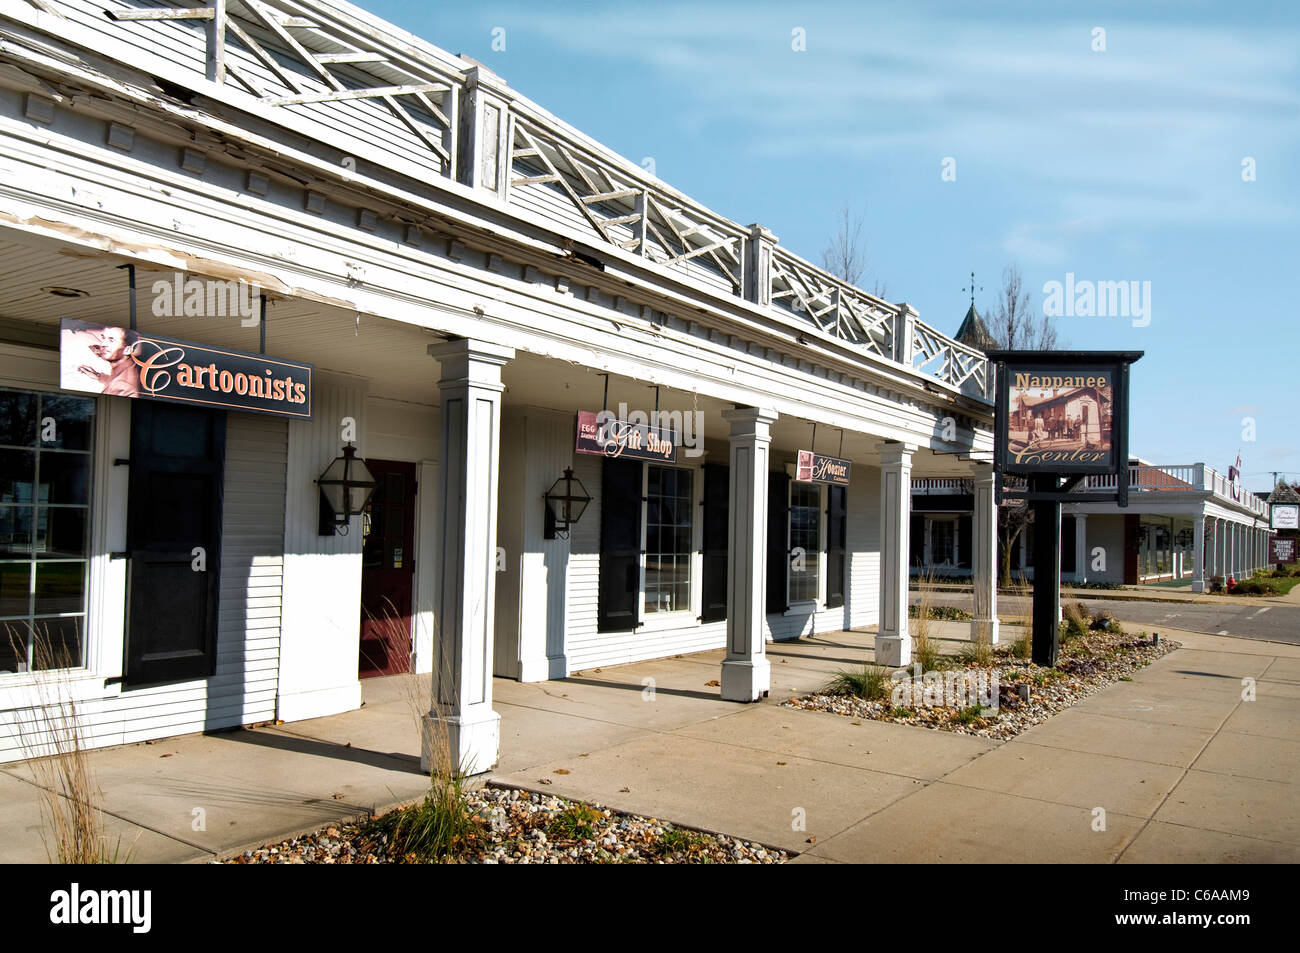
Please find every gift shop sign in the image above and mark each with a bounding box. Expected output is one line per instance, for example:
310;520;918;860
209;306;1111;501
575;410;676;462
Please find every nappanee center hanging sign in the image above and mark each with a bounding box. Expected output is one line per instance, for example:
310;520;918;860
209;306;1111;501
988;351;1142;477
795;449;851;486
575;410;676;463
59;319;312;419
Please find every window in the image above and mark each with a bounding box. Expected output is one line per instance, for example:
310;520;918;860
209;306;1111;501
928;516;958;567
644;465;693;614
0;388;96;674
788;481;821;603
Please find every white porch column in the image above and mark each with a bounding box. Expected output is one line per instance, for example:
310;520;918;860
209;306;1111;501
877;444;916;666
1192;511;1207;593
1211;517;1222;577
720;407;778;701
970;467;1000;645
1229;522;1239;578
1074;513;1089;585
422;338;514;776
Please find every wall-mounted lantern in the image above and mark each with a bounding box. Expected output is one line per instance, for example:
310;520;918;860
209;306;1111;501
1175;528;1194;548
317;443;377;535
544;467;591;539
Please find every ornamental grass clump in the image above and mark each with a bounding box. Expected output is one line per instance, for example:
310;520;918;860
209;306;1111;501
4;622;133;864
824;664;896;702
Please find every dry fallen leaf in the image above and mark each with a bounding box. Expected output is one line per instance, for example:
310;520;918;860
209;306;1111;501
705;679;721;687
553;768;570;775
806;836;817;844
619;786;631;793
160;753;173;758
538;778;552;785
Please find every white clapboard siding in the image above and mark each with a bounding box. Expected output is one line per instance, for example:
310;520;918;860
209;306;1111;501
0;411;287;764
563;455;883;673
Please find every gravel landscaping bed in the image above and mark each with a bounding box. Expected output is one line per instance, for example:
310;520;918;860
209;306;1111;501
224;785;787;864
783;628;1179;740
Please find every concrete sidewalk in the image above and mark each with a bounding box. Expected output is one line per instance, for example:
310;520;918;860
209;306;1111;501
1;623;1296;863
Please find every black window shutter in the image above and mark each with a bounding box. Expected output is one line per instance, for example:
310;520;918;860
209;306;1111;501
826;485;847;609
700;463;729;623
1060;515;1077;574
598;457;643;632
910;513;926;569
766;471;790;614
958;514;973;570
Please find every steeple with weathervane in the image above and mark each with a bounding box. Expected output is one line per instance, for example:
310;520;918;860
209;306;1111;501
954;270;996;352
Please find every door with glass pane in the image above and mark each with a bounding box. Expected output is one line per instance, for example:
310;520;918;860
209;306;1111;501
358;459;415;677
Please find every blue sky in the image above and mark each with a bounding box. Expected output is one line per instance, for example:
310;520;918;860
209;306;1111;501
367;0;1299;494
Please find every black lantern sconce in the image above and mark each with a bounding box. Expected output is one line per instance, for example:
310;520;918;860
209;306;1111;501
544;467;591;540
1175;528;1194;548
317;443;377;536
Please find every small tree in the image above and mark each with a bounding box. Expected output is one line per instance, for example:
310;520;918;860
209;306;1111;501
822;205;887;298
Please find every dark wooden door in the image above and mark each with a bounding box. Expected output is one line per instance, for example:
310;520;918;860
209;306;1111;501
124;402;225;687
358;459;416;677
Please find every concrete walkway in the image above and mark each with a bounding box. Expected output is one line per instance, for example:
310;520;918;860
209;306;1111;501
1;623;1296;863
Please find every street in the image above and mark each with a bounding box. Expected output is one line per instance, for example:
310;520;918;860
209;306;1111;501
922;591;1300;645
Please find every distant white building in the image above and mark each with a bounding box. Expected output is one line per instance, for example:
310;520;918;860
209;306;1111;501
912;462;1274;590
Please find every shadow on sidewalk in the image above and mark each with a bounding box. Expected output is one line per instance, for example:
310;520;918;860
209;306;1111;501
214;725;423;774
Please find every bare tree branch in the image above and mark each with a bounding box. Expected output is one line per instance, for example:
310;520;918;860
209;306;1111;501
822;205;867;287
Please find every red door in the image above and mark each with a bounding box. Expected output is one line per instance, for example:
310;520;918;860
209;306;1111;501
358;460;416;677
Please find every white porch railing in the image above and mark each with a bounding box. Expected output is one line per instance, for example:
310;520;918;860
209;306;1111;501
42;0;993;405
913;464;1270;518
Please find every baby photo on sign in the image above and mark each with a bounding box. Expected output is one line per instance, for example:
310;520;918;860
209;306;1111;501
59;320;143;397
1008;369;1114;461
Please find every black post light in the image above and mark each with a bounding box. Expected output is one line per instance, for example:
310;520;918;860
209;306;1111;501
317;443;377;535
544;467;591;539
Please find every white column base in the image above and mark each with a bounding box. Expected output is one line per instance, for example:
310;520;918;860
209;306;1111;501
1192;580;1206;594
970;618;1000;645
422;707;500;777
721;657;770;702
876;633;912;667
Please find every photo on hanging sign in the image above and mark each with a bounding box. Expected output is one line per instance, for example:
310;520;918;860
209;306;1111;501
59;318;313;419
1007;367;1114;465
795;449;851;486
575;410;677;463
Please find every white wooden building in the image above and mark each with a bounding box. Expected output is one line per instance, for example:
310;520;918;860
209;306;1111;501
0;0;997;772
912;462;1274;590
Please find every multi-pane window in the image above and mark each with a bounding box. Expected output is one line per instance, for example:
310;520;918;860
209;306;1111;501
929;517;957;566
644;465;693;614
0;388;95;673
788;481;821;603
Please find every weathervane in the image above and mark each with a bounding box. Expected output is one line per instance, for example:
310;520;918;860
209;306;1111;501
962;271;983;307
